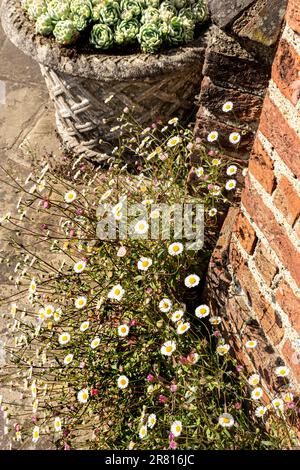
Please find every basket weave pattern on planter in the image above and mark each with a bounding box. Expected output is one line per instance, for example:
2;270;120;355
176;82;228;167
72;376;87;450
1;0;206;163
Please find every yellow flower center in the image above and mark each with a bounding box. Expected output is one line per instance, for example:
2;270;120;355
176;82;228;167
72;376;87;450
120;379;126;385
176;425;181;432
115;289;121;296
121;327;126;333
142;261;149;267
173;245;179;252
166;346;172;353
223;418;230;424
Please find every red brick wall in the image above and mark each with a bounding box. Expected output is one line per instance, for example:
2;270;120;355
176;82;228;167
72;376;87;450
205;2;300;392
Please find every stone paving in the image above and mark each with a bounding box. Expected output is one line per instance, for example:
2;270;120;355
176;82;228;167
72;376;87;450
0;0;63;447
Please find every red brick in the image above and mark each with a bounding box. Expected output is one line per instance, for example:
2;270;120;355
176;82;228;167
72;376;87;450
241;178;300;287
281;339;300;383
254;242;279;287
286;0;300;35
248;137;277;194
259;95;300;179
276;279;300;336
273;176;300;226
272;38;300;105
233;212;258;254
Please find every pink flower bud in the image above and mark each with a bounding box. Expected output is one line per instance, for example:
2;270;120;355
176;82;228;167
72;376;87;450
159;394;167;404
42;200;49;209
169;440;177;449
147;374;154;382
170;384;178;393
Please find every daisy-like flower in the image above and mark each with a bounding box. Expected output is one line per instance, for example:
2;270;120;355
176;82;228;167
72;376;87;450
54;308;62;322
218;413;234;428
210;185;221;196
137;257;153;271
58;332;70;346
229;132;241;145
207;131;219;142
148;414;157;429
118;324;129;337
225;179;237;191
29;278;37;294
168;242;183;256
275;366;290;377
245;340;257;349
142;198;154;206
209;316;222;326
248;373;260;387
63;354;73;365
195;167;204;177
108;284;125;301
184;274;200;288
212;158;221;166
44;304;54;318
134;220;149;235
90;337;100;349
195;304;210;318
176;321;190;335
77;389;89;403
80;321;89;332
167;136;181;148
283;392;294;403
171;420;182;437
222;101;233;113
171;310;184;323
168;117;179;126
117;375;129;389
74;260;86;274
271;397;284;412
226;165;238;176
32;399;38;414
216;344;230;355
251;387;263;400
161;340;176;356
139;425;147;439
54;417;62;432
31;381;37;399
32;426;40;443
255;406;267;418
75;296;87;309
112;202;123;221
208;208;217;217
38;308;45;322
64;190;77;203
159;298;172;313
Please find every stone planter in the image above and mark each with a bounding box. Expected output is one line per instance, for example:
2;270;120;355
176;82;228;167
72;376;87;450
1;0;206;163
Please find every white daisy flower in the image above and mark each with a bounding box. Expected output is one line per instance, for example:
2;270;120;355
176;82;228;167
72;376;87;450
54;417;62;432
251;387;263;400
29;278;37;295
271;397;284;412
255;406;267;418
161;340;176;356
207;131;219;142
90;337;100;349
222;101;233;112
209;316;222;326
212;158;221;166
64;190;77;203
167;136;181;148
168;117;179;125
74;260;86;274
171;310;184;323
168;242;183;256
195;167;204;177
31;381;37;399
117;375;129;389
248;374;260;387
208;208;217;217
137;257;152;271
171;420;182;437
32;426;40;443
275;366;290;377
147;414;157;429
118;324;129;337
58;332;70;345
225;179;237;191
44;304;54;318
229;132;241;145
112;203;123;221
159;298;172;313
245;340;257;349
77;389;89;403
176;321;190;335
80;321;89;332
216;344;230;355
283;392;294;403
184;274;200;288
54;308;62;322
134;220;149;235
139;425;148;439
38;308;45;322
63;354;73;365
226;165;238;176
108;284;125;301
75;296;87;309
195;304;210;318
218;413;234;428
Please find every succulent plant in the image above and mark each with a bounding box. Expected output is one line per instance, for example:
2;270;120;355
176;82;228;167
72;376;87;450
35;13;55;35
70;0;92;31
120;0;143;20
99;1;120;26
53;19;79;45
115;19;140;45
138;21;163;53
27;0;47;20
90;23;114;49
141;7;160;24
47;0;71;22
159;1;177;22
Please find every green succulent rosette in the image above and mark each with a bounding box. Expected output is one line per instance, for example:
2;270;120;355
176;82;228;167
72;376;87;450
141;7;160;24
99;1;120;26
70;0;92;31
192;0;208;23
161;16;186;46
140;0;160;7
178;7;196;28
90;23;114;49
35;13;55;35
138;21;163;53
159;1;177;21
27;0;47;20
120;0;142;20
53;19;79;45
114;18;140;45
47;0;70;22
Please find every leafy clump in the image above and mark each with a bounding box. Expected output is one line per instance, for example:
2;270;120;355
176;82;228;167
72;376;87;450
20;0;208;52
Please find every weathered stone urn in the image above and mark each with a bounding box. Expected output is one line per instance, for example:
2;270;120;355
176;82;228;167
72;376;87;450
1;0;206;163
